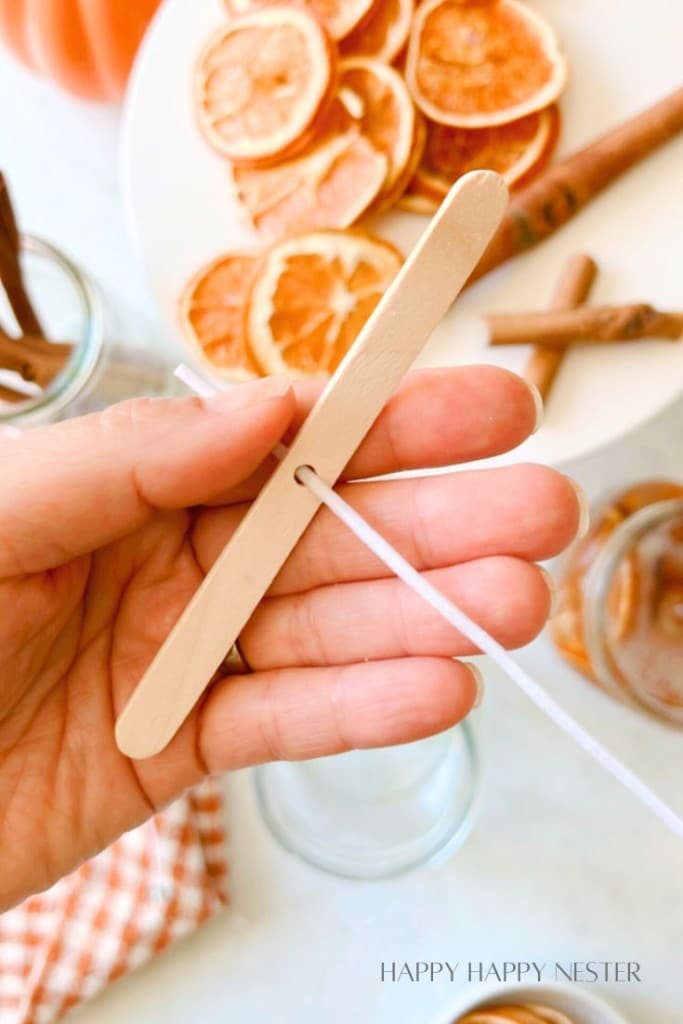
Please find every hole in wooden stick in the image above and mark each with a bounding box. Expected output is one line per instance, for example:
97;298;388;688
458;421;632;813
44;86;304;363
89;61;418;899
294;464;315;486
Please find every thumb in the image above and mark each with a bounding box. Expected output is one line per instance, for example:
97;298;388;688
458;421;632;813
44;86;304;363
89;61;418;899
0;377;295;576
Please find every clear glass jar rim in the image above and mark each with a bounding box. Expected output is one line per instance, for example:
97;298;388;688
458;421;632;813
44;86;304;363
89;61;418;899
0;235;105;424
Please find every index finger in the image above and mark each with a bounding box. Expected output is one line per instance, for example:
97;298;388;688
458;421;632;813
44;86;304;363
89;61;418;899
219;365;542;504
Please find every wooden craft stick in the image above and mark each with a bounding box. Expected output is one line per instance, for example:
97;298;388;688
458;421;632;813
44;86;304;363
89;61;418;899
490;303;683;348
115;170;508;760
524;254;597;400
469;86;683;284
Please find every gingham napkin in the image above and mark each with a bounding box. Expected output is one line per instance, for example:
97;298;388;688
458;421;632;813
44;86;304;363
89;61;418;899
0;779;228;1023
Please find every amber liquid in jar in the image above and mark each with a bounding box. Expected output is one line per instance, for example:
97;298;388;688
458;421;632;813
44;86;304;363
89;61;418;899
552;481;683;725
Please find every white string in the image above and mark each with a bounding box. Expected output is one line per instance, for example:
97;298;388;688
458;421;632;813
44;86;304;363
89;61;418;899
176;364;683;842
175;363;218;398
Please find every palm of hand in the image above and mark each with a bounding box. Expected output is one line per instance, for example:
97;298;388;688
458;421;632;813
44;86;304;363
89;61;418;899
0;512;206;908
0;370;580;910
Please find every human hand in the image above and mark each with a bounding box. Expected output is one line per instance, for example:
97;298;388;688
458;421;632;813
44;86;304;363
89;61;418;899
0;367;583;908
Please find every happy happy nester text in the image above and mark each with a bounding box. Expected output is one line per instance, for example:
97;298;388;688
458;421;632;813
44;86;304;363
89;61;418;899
379;962;642;983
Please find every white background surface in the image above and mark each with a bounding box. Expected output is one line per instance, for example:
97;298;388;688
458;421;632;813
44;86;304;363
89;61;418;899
0;4;682;1022
122;0;683;466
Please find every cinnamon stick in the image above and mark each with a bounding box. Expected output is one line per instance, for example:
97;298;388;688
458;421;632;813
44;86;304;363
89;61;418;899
524;254;597;399
0;382;28;404
469;86;683;284
0;172;43;336
490;304;683;348
0;328;73;387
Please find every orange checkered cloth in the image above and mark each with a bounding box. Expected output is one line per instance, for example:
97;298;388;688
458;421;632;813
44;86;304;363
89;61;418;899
0;778;228;1023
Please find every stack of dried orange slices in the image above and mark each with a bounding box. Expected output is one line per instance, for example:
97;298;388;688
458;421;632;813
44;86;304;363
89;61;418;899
182;0;568;380
457;1004;576;1024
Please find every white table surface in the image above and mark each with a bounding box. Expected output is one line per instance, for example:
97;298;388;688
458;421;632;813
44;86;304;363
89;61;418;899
1;41;681;1024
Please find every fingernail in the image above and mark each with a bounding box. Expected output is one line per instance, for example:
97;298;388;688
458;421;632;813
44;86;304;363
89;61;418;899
565;476;591;539
465;662;485;708
539;566;558;619
526;381;544;434
207;376;292;411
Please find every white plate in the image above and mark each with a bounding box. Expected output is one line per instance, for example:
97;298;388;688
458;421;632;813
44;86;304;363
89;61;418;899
433;981;630;1024
121;0;683;467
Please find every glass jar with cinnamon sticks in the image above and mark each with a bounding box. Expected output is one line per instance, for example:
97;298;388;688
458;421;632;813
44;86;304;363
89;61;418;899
0;175;173;426
553;482;683;725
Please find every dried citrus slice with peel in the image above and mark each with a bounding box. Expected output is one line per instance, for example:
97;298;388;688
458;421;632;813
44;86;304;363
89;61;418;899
375;108;427;212
341;0;414;63
338;57;417;211
196;7;336;166
226;0;378;41
414;105;558;201
508;103;560;190
397;179;439;214
406;0;568;128
233;101;388;241
246;229;403;377
180;253;261;380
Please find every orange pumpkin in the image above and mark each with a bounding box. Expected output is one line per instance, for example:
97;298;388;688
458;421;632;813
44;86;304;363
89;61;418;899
0;0;162;101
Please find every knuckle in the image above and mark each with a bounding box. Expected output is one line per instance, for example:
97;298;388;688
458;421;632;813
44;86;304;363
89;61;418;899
98;396;200;436
100;396;158;428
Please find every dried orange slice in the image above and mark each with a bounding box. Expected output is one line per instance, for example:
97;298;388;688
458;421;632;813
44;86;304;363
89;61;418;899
397;178;439;214
607;551;639;642
226;0;378;41
406;0;568;128
338;57;417;212
180;253;261;380
341;0;414;63
196;7;336;166
508;104;560;190
233;101;388;241
414;105;558;201
246;229;403;377
377;108;427;211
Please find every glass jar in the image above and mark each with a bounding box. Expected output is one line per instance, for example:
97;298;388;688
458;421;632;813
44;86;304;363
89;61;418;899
0;235;175;427
553;481;683;725
255;722;479;880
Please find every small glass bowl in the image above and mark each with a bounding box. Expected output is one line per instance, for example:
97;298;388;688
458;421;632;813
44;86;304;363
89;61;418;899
255;722;479;880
